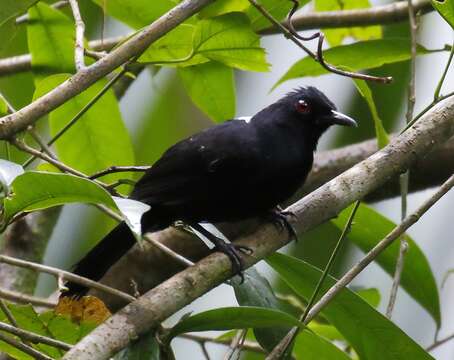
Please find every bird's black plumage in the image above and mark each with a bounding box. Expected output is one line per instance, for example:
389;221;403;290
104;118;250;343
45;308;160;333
63;87;357;297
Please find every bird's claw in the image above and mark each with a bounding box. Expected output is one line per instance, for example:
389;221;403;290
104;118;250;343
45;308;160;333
267;209;298;242
214;242;252;282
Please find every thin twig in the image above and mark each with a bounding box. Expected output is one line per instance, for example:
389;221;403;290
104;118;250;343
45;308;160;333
0;332;54;360
0;92;16;114
180;333;265;354
0;300;19;328
302;174;454;326
0;320;72;351
248;0;392;84
13;138;87;178
223;329;247;360
402;91;454;132
0;254;136;303
27;127;57;160
90;166;151;180
0;287;56;308
434;41;454;101
426;333;454;352
68;0;86;70
386;0;418;318
16;0;69;24
143;233;195;267
267;201;361;359
84;49;107;60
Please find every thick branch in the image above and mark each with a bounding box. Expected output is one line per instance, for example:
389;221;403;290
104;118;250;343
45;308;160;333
0;0;215;139
89;133;454;310
63;87;454;360
0;0;434;77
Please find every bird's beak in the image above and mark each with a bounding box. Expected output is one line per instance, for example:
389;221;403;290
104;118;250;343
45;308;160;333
325;110;358;127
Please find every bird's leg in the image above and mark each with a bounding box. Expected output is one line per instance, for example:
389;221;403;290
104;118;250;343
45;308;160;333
266;206;298;242
190;223;252;281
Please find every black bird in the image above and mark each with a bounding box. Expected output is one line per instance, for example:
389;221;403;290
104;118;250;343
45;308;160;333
63;87;357;297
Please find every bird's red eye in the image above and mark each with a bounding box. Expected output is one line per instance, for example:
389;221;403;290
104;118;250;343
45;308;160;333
296;99;310;114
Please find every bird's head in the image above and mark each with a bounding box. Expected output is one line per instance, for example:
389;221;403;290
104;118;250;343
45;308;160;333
277;86;357;132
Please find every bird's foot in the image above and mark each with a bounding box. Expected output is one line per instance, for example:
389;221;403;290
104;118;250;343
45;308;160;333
190;223;253;282
266;208;298;242
213;241;253;282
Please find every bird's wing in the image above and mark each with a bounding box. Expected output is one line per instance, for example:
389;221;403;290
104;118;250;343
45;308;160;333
130;120;261;206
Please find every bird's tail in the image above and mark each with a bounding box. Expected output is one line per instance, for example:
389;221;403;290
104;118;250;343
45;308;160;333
62;221;137;298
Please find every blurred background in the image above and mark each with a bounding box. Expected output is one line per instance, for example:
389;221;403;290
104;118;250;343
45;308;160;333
1;0;453;358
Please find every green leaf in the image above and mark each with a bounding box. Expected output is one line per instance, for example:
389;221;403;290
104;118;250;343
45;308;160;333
89;0;174;29
233;269;349;359
267;253;434;360
353;79;389;148
275;39;430;88
33;74;135;184
194;13;269;72
0;96;8;116
2;171;116;225
232;268;291;354
178;62;235;122
315;0;382;46
246;0;310;31
293;330;351;360
331;203;441;327
355;287;381;308
0;0;37;26
114;330;160;360
0;303;97;359
200;0;250;18
168;306;303;340
138;24;208;66
432;0;454;29
0;18;18;53
27;3;75;82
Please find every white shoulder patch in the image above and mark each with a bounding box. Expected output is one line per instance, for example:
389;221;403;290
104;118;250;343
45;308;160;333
236;116;252;124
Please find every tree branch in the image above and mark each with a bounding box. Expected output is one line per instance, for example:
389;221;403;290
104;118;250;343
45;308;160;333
86;132;454;310
261;0;432;34
62;89;454;360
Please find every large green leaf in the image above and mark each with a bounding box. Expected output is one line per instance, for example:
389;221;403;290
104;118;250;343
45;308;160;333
90;0;174;29
33;74;135;184
267;253;434;360
232;268;291;354
200;0;250;18
194;13;269;72
274;39;430;88
293;330;351;360
232;269;350;359
167;307;304;340
0;0;37;26
178;62;235;122
315;0;382;46
138;24;207;66
114;330;160;360
331;203;441;327
2;171;116;226
27;3;75;82
0;18;17;53
353;79;389;148
432;0;454;29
